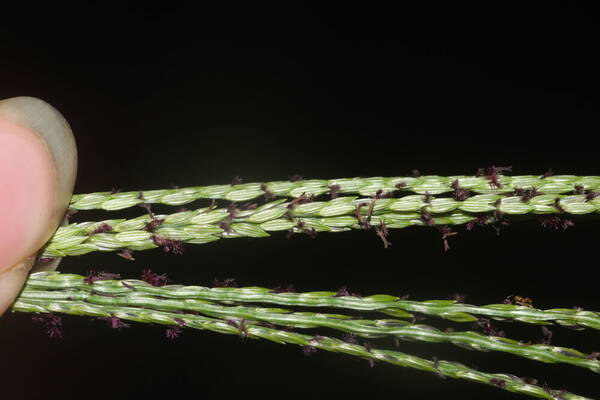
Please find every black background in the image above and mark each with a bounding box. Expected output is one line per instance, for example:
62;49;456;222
1;4;599;399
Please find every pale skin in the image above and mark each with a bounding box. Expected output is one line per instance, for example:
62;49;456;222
0;97;77;316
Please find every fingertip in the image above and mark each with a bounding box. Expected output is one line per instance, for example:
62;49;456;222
0;96;77;315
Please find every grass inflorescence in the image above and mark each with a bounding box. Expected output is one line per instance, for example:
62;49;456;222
10;170;600;399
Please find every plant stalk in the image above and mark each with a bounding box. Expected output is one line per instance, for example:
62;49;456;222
13;297;590;400
18;275;600;373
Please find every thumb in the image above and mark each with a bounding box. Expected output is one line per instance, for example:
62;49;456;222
0;96;77;316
